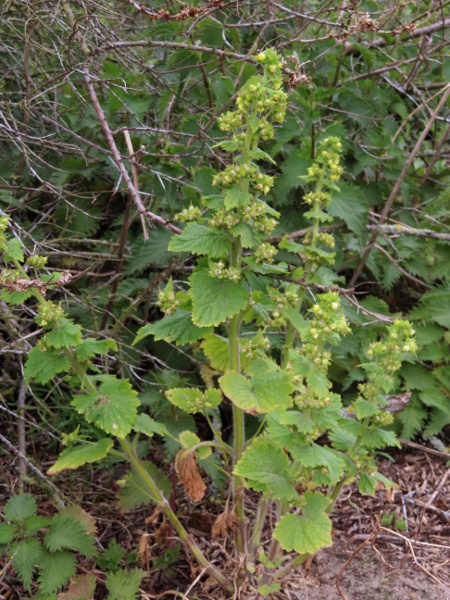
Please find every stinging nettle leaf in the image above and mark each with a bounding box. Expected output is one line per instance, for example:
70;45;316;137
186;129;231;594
9;538;42;590
38;548;77;595
190;269;249;327
4;493;37;523
75;338;117;361
106;568;146;600
45;515;97;557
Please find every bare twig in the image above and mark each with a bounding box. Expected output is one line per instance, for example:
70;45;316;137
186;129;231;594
349;84;450;287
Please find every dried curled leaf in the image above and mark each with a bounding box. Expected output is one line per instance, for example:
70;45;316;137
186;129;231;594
175;449;206;503
211;507;237;538
138;534;151;569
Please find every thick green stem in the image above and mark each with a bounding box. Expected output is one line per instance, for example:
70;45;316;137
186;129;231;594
120;438;229;589
229;238;246;555
250;499;269;556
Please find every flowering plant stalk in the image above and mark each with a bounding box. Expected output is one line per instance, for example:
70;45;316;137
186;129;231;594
0;49;417;594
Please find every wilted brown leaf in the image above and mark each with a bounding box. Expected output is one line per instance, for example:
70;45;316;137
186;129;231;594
175;449;206;502
138;533;151;569
212;507;237;538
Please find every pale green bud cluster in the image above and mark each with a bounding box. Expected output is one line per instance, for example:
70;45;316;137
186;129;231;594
174;205;202;223
157;281;180;315
208;210;241;229
213;164;274;196
295;393;332;409
307;292;350;342
0;214;9;232
266;285;299;328
241;334;270;359
303;191;331;207
36;301;65;327
254;242;277;264
208;260;240;282
27;255;48;268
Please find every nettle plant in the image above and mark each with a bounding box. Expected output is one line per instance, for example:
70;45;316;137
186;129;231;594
0;50;417;594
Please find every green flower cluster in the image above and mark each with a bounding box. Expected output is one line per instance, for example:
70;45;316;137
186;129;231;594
36;301;65;327
208;260;241;282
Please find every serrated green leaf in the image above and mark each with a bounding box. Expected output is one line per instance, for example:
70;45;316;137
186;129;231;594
328;183;368;237
105;568;146;600
358;473;376;495
24;515;51;535
133;413;169;437
117;462;172;512
273;492;332;554
1;288;33;305
0;523;15;543
360;427;399;449
4;493;37;522
38;548;76;595
190;269;249;327
424;408;450;437
169;223;231;258
45;515;97;557
290;444;345;485
399;399;427;439
213;140;239;152
44;318;83;349
96;539;125;571
75;338;117;361
223;185;252;209
179;430;201;449
219;363;294;414
9;538;42;589
200;333;251;372
48;439;114;475
306;371;330;397
165;387;222;413
24;347;70;384
3;238;24;262
354;399;380;419
419;388;450;413
133;310;212;346
234;438;297;500
284;308;309;335
71;377;139;438
248;149;276;164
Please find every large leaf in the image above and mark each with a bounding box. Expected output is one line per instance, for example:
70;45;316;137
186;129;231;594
9;538;42;590
219;360;294;414
105;568;146;600
44;318;83;349
190;268;249;327
273;491;332;554
134;310;212;346
169;223;231;258
24;347;70;384
234;438;297;500
45;515;97;557
48;439;114;475
165;387;222;413
4;493;36;522
38;548;77;595
71;377;139;438
328;183;368;238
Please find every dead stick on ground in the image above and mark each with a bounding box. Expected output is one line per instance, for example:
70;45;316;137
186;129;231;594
398;438;450;460
349;83;450;288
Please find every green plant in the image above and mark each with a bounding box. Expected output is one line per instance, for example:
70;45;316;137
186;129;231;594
0;494;96;598
0;50;417;594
